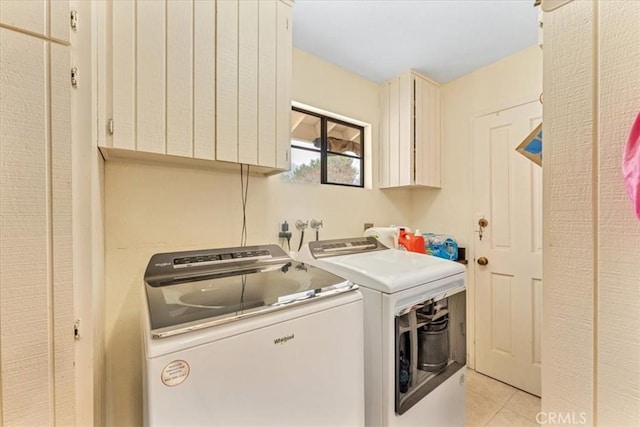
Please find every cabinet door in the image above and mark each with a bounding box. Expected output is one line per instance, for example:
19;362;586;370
166;0;194;157
110;0;199;157
275;0;292;170
135;0;166;154
110;0;136;150
217;0;292;169
0;28;74;426
0;0;69;43
379;82;391;188
105;0;290;171
378;72;441;189
216;0;239;162
193;1;216;160
398;72;413;187
387;77;401;187
257;0;278;168
414;76;441;188
378;73;411;188
238;0;259;165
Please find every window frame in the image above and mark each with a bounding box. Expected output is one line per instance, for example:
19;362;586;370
291;106;365;188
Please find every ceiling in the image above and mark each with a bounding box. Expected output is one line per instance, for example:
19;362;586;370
292;0;539;84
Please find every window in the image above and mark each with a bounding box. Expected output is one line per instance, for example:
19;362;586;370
283;107;364;187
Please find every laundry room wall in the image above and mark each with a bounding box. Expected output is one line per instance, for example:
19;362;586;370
410;45;543;255
103;48;411;426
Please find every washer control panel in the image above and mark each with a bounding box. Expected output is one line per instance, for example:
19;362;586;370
144;245;290;286
172;249;271;268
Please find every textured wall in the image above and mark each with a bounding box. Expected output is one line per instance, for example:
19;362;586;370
543;0;640;423
542;1;595;420
596;1;640;424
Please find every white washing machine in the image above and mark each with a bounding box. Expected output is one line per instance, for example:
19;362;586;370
142;244;365;426
298;237;467;427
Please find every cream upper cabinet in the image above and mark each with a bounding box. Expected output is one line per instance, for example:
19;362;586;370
100;0;292;173
379;71;441;188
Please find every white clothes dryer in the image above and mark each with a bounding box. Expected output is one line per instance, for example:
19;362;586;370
298;237;467;427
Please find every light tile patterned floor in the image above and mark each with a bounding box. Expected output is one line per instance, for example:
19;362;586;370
466;369;541;427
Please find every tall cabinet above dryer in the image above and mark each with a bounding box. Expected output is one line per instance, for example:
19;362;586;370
98;0;293;174
379;71;441;188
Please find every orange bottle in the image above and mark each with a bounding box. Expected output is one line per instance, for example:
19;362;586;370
398;229;426;254
411;231;426;254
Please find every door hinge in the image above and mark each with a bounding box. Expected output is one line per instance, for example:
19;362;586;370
71;67;78;88
70;10;78;31
108;118;114;135
74;320;80;340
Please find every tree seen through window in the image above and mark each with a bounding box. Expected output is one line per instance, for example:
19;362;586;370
283;107;364;187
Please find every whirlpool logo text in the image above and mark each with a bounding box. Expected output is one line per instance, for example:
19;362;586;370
273;334;295;345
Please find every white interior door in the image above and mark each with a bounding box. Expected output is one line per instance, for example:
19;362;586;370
473;101;542;396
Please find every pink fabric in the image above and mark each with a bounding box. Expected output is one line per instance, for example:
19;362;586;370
623;112;640;220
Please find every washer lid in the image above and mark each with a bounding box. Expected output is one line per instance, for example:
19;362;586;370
306;248;465;294
144;245;357;338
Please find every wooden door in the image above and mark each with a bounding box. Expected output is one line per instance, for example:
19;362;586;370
0;27;75;425
473;100;543;396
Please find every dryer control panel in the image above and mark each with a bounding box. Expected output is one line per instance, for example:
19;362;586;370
306;237;386;259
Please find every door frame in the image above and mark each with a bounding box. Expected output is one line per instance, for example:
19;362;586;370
72;0;106;424
467;95;540;371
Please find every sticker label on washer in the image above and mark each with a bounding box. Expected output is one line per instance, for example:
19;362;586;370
161;360;190;387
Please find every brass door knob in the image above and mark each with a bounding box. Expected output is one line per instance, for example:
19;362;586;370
477;257;489;266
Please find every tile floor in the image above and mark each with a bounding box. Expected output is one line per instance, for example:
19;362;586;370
466;369;541;427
